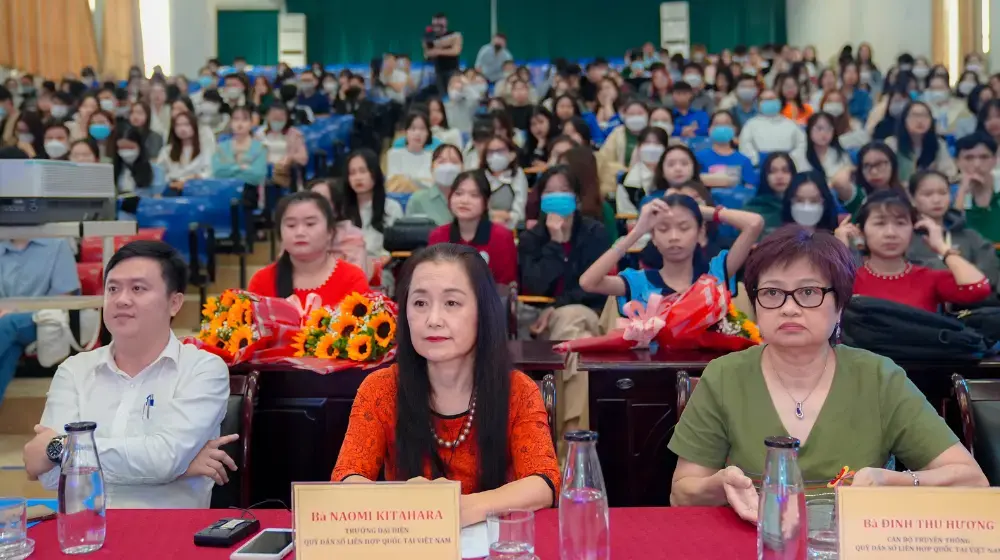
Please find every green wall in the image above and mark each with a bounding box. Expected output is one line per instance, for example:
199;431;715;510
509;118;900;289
217;10;280;66
285;0;786;65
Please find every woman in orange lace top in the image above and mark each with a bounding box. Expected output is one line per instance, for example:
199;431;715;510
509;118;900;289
331;244;559;527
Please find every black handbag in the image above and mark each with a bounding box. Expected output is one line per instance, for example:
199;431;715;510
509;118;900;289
841;296;989;362
382;218;437;252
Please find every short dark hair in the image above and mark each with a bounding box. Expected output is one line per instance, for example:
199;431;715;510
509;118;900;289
683;62;704;74
433;12;447;19
0;86;11;102
105;240;188;295
494;33;506;40
744;225;857;312
672;81;693;94
955;132;998;156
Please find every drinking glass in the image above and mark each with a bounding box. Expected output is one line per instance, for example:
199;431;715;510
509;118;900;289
0;498;28;557
806;496;838;560
487;509;535;559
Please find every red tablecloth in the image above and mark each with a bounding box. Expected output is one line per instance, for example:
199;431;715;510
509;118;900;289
27;507;755;559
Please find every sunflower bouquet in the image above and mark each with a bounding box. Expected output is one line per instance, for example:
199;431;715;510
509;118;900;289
195;290;261;359
290;291;398;368
713;301;763;344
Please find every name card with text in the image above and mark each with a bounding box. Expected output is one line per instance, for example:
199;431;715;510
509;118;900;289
838;486;1000;559
292;481;461;560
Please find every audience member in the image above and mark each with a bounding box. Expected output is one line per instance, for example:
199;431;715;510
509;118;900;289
42;123;71;160
856;142;904;196
474;33;513;84
113;126;159;195
211;106;267;186
781;171;840;232
738;89;807;165
303;179;370;278
69;138;99;163
129;101;165;160
480;135;528;229
618;127;668;214
640;144;702;207
819;89;870;149
248;191;369;305
87;110;117;162
445;74;481;135
0;86;19;147
520;106;556;168
745;152;797;232
158;112;210;191
840;61;873;122
256;103;308;187
295;71;330;117
406;144;464;225
886;101;957;182
924;73;970;136
427;98;462;148
776;73;813;125
696;111;756;187
670;82;709;138
725;74;760;126
148;81;172;137
953;133;1000;242
13;111;46;158
342;149;404;263
386;111;435;192
794;112;852;183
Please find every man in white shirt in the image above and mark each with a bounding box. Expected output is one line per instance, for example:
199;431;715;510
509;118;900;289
23;241;234;509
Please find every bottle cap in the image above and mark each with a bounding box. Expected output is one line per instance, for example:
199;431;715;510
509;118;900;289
764;435;800;449
65;421;97;433
564;430;598;442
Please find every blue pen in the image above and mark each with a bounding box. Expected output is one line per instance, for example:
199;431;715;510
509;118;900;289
144;395;155;419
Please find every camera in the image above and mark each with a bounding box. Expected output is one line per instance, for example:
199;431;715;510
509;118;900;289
424;26;438;48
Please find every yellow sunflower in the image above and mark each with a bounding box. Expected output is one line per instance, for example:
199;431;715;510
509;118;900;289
368;312;396;348
198;329;219;347
220;290;237;308
305;307;332;329
313;333;339;359
208;316;224;335
291;330;310;357
727;301;739;317
744;321;762;343
340;293;372;320
227;300;247;326
330;314;359;339
347;334;373;361
202;297;219;319
243;305;254;325
227;325;254;354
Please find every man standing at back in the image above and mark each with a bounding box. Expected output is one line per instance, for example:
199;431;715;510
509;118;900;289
424;12;463;96
475;33;512;85
23;241;234;508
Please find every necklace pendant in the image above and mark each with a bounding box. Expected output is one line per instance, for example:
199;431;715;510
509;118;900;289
794;402;805;420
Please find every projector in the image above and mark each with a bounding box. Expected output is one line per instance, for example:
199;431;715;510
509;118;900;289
0;159;116;225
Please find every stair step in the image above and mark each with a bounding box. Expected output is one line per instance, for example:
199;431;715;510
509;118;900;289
0;380;50;436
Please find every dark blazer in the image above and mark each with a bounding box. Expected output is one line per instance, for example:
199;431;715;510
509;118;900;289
517;212;609;312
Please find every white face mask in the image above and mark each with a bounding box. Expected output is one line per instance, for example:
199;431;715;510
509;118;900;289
487;152;510;172
201;102;220;116
433;162;461;186
967;63;983;73
912;66;930;79
448;88;464;99
791;202;824;227
736;87;757;102
623;114;648;133
958;81;977;95
44;140;68;159
650;120;674;135
99;99;116;112
822;102;845;117
118;149;140;164
638;143;665;164
683;74;703;88
17;133;33;145
51;105;69;119
323;82;337;94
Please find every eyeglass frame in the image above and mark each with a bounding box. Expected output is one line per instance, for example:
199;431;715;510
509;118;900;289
752;286;836;309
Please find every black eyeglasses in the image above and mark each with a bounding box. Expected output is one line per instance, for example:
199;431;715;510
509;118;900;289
753;287;835;309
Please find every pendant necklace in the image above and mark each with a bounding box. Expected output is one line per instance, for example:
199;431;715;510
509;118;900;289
769;347;832;420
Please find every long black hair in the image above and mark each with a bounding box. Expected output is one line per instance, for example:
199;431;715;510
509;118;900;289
342;148;388;232
273;191;336;297
780;171;840;232
975;99;1000;137
757;152;798;198
653;144;701;191
394;243;512;492
521;106;557;163
855;141;903;194
113;126;153;189
895;101;940;169
805;112;846;174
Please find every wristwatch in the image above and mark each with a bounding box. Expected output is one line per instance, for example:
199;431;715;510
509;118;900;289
46;436;66;465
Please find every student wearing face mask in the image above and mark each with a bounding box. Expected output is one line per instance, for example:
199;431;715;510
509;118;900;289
157;112;211;193
444;74;479;135
695;111;756;188
923;74;970;136
745;152;798;232
481;135;528;229
597;100;650;196
906;169;1000;286
780;171;840;233
406;144;464;225
113;127;160;195
221;74;250;112
255;104;308;187
670;82;710;138
296;71;331;116
474;33;513;84
618;126;669;215
12;112;46;158
819;90;871;150
190;67;218;107
86;111;117;162
738;89;807;165
911;57;932;87
197;89;231;135
42;124;71;160
681;63;715;113
96;87;119;120
886;101;958;183
955;71;980;99
868;80;915;141
721;75;760;126
47;92;73;126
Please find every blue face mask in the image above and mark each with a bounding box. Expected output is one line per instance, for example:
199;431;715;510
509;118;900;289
709;125;735;144
540;192;577;217
89;123;111;140
909;90;920;100
759;99;781;116
198;76;214;88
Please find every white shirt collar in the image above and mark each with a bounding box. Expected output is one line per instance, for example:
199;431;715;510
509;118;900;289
101;332;181;376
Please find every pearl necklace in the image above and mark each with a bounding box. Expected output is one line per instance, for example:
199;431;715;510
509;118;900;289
431;395;477;449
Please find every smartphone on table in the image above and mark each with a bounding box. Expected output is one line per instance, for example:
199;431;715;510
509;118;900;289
230;529;294;560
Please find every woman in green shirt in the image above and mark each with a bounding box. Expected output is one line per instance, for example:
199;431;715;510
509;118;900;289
668;225;988;523
744;153;796;234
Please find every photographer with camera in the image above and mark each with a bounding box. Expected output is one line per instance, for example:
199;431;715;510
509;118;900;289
423;12;463;96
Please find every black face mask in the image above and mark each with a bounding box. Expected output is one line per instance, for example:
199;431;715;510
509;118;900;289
346;86;362;99
493;43;503;52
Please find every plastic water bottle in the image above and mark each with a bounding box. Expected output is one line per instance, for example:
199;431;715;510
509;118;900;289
559;430;609;560
758;436;807;560
58;421;107;554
